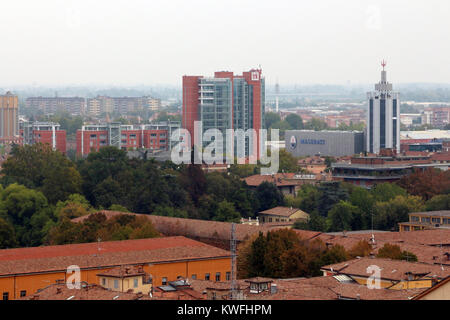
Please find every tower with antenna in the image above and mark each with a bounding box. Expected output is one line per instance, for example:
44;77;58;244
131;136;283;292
275;80;280;113
366;60;400;154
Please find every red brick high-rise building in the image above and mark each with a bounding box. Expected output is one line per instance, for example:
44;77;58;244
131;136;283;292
182;69;265;158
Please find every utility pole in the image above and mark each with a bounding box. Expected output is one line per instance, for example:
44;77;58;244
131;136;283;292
230;223;237;300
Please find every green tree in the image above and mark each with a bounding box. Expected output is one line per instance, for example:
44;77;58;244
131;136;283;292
255;182;284;211
213;200;241;222
376;243;418;262
371;183;407;202
0;184;53;246
426;194;450;211
278;149;300;173
374;195;424;231
327;201;361;232
265;112;281;129
317;182;348;217
285;113;304;130
0;218;18;249
1;144;82;204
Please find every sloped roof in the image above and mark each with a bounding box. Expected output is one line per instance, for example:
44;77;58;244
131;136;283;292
259;206;307;217
0;236;231;276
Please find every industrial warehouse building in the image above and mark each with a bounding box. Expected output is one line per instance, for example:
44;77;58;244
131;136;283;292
0;236;231;300
285;130;365;157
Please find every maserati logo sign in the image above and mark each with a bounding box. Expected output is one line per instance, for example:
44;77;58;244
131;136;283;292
290;136;297;150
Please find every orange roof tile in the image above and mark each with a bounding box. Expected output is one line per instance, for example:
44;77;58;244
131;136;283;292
0;236;231;276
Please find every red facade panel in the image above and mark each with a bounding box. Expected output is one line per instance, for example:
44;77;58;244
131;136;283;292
182;76;201;146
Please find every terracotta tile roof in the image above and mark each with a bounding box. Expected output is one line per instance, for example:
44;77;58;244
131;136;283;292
0;236;231;276
20;283;143;300
343;229;450;246
188;276;424;300
321;257;450;281
96;265;148;278
73;211;322;243
259;206;306;217
243;173;302;187
244;277;274;283
318;231;450;265
431;152;450;161
409;210;450;218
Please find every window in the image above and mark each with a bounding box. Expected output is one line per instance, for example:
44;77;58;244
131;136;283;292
162;277;167;285
421;217;431;223
2;292;8;300
444;218;449;225
432;218;441;224
102;278;106;286
114;280;119;289
226;272;231;281
215;272;221;282
410;216;419;222
205;273;210;281
134;278;138;288
191;274;197;280
20;290;27;297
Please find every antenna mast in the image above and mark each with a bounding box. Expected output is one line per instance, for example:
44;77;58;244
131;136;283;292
230;223;237;300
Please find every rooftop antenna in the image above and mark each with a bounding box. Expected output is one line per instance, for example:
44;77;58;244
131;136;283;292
230;223;238;300
275;79;280;113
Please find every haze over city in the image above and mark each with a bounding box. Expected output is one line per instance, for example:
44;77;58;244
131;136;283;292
1;0;450;86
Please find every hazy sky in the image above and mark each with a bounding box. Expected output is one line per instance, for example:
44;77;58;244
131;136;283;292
1;0;450;86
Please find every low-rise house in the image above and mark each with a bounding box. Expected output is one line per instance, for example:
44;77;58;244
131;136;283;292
97;265;152;295
399;210;450;232
321;257;450;290
258;207;309;224
412;275;450;300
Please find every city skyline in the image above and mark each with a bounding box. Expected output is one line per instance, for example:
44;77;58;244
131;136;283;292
1;0;450;86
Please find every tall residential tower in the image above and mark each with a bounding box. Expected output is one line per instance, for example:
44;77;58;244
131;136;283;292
182;69;265;158
366;61;400;154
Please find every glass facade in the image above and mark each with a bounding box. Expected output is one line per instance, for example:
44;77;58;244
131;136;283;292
380;99;386;148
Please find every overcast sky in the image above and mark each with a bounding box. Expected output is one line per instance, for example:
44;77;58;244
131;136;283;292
1;0;449;86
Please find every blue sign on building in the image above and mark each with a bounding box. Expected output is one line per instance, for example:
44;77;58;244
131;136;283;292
300;139;326;145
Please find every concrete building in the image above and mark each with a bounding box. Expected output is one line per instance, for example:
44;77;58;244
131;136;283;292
20;121;67;153
0;92;20;144
366;61;400;154
331;149;448;188
399;211;450;232
76;121;180;156
182;69;265;158
26;96;86;115
285;130;364;157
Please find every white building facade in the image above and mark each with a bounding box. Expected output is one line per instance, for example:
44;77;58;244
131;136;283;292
366;63;400;154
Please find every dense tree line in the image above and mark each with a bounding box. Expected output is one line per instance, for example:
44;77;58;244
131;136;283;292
289;180;449;233
0;143;447;249
0;144;285;248
238;230;418;279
